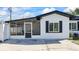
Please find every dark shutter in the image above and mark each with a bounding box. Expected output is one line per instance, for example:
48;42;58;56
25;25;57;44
59;21;62;32
77;22;79;30
46;21;49;33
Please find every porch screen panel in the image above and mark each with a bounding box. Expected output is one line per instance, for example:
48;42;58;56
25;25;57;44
10;22;24;35
17;23;24;35
32;21;40;35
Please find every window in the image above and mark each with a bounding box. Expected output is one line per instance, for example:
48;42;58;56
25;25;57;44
69;23;77;31
49;22;59;32
10;22;24;35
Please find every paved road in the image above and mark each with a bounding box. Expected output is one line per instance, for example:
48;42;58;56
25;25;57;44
0;39;79;51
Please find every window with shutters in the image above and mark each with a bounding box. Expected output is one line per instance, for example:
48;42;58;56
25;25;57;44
49;22;59;32
69;23;77;31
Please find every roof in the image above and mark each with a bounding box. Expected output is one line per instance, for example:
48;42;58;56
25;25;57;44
5;10;74;23
70;16;79;20
37;10;74;17
5;17;36;23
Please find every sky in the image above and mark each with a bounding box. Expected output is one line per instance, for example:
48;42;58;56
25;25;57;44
0;7;76;21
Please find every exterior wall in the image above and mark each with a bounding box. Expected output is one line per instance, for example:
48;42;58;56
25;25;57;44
5;13;69;40
40;14;69;39
0;22;4;41
0;22;9;41
10;36;25;39
4;23;10;40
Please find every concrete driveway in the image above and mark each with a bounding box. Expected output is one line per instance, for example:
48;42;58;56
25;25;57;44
0;39;79;51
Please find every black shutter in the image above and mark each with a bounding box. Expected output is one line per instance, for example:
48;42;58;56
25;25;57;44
77;22;79;30
59;21;62;32
46;21;49;33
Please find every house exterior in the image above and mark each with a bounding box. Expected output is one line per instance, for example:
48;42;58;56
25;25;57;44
0;10;78;41
69;16;79;35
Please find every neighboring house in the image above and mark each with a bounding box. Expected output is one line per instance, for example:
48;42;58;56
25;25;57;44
69;16;79;35
0;10;78;41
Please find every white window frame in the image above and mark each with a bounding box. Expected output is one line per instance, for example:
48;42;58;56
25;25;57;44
70;22;77;31
49;22;59;32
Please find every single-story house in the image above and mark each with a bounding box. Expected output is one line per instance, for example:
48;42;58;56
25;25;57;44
0;10;79;41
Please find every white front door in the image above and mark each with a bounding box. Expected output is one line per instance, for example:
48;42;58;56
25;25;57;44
25;22;32;38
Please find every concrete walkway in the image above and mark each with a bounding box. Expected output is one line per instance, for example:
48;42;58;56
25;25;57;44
0;39;79;51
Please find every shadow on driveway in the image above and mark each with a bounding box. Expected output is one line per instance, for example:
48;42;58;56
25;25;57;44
3;39;63;45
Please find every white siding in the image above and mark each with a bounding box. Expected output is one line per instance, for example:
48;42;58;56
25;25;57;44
0;22;10;41
40;14;69;39
4;23;10;39
0;22;4;41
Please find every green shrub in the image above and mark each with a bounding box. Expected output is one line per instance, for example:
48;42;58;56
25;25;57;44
69;33;79;40
69;33;73;40
73;33;79;40
69;33;73;37
73;37;79;40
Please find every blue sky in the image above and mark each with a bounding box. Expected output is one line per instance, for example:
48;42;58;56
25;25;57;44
0;7;68;21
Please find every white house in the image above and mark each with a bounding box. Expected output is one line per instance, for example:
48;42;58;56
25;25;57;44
0;10;78;42
69;16;79;33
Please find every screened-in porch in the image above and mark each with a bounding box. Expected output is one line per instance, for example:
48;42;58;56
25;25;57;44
10;20;40;38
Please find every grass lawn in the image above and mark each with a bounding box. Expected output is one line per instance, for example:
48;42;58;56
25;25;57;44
69;37;79;45
69;33;79;45
71;40;79;45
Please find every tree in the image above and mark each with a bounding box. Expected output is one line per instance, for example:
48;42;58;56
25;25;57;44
68;8;79;16
69;9;76;15
74;8;79;15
